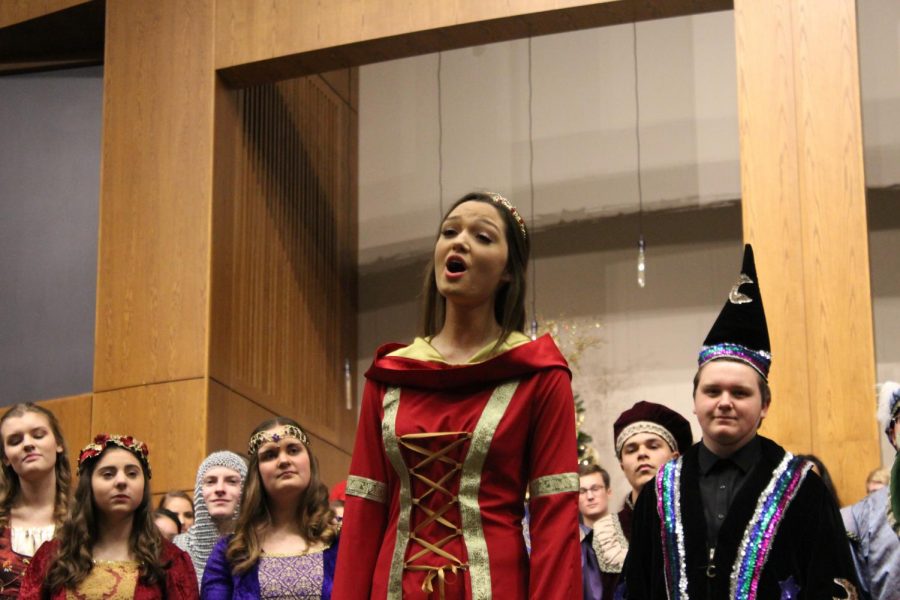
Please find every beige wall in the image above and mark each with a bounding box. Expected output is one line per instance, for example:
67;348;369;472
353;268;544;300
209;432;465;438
358;8;900;506
359;11;741;264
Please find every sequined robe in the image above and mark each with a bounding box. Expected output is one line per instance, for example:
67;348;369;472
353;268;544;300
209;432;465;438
332;334;582;599
624;436;859;599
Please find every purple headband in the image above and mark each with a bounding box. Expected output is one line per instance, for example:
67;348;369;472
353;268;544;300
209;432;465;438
698;342;771;380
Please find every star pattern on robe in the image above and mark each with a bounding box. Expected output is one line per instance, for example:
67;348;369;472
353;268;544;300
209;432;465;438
778;575;801;599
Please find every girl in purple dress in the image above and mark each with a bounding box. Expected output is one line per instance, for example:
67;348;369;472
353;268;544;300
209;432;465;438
201;417;339;599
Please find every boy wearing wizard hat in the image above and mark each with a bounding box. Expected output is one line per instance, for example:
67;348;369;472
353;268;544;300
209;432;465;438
624;245;860;599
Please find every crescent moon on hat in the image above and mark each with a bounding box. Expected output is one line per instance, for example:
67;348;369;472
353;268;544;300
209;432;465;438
728;273;754;304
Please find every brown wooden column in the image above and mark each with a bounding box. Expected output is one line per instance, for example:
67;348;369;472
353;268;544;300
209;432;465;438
734;0;879;504
92;0;216;494
93;1;360;492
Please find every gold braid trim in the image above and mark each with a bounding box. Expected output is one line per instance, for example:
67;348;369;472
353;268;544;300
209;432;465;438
459;380;519;599
615;421;678;457
346;475;387;503
382;387;411;598
529;472;579;498
591;513;628;573
834;578;859;600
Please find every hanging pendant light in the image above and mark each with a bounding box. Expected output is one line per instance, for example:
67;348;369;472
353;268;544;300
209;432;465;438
437;51;445;219
632;21;647;289
528;37;540;339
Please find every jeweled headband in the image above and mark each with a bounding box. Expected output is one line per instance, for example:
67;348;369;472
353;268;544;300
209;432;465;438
78;433;151;478
698;342;772;380
486;192;527;240
248;424;309;456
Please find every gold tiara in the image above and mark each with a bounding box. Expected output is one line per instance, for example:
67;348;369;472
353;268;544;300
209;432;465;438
486;192;527;239
248;425;309;456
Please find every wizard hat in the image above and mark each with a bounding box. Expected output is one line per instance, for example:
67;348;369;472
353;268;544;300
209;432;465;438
698;244;772;379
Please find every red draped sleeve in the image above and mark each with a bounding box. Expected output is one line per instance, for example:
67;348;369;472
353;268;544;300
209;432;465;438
332;379;392;599
18;539;59;600
525;367;582;599
156;539;199;599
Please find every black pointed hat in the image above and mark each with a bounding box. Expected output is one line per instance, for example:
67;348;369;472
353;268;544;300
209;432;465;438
698;244;772;379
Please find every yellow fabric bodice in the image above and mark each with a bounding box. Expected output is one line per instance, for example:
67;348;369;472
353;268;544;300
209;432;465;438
387;332;530;364
68;560;139;600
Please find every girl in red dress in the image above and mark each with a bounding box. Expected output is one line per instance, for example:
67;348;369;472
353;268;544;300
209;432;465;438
0;403;71;597
19;434;198;599
333;192;582;599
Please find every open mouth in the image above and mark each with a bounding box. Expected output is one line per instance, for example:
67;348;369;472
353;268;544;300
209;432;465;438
446;257;467;274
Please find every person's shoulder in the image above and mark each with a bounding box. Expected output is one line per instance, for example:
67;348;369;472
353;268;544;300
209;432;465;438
161;538;192;561
172;531;189;551
210;534;233;553
850;486;888;521
32;537;59;558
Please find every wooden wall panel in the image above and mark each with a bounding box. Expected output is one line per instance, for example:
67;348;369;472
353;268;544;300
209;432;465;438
207;379;276;457
0;0;87;27
206;380;351;490
210;73;358;452
734;0;879;505
308;430;352;495
214;0;732;86
734;0;811;451
92;380;207;496
94;0;215;391
791;0;877;503
36;393;93;479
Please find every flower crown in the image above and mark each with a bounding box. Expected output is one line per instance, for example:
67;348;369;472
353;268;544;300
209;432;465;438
78;434;151;478
248;425;309;456
486;192;527;240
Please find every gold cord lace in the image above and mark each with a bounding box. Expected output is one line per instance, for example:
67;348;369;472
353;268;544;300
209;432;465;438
398;430;472;599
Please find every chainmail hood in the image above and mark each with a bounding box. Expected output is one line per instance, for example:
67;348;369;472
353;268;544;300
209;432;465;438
173;450;248;584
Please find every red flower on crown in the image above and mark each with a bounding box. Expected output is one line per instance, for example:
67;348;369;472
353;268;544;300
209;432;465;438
78;433;152;478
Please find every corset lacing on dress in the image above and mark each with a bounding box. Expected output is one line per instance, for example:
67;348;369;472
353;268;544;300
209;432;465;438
399;431;472;599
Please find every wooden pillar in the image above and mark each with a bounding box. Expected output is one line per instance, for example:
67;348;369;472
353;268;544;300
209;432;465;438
93;0;359;493
92;0;216;493
734;0;879;504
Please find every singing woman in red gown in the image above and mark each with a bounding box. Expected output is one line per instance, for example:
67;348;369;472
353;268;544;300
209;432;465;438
333;192;582;599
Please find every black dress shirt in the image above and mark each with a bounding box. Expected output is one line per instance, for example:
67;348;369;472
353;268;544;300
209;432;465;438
697;436;761;547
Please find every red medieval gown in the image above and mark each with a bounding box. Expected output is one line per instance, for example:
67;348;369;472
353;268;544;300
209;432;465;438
332;333;582;600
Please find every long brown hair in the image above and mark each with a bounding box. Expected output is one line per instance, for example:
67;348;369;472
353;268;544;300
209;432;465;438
421;192;531;349
0;403;71;527
226;417;337;574
45;444;166;593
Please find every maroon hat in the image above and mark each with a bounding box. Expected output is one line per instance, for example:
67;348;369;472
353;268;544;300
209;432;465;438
613;401;693;458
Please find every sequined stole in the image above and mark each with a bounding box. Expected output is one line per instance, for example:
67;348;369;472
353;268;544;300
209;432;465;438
656;452;811;600
656;458;688;600
729;454;810;599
